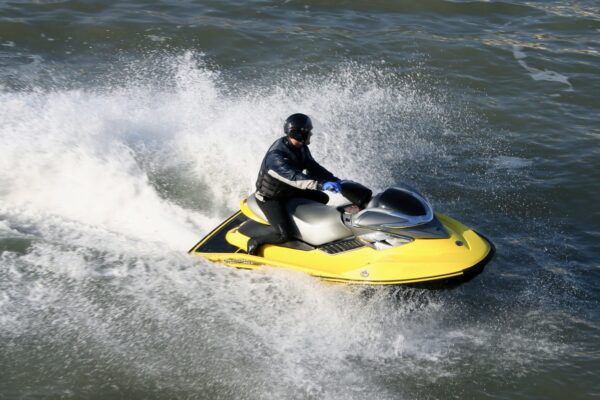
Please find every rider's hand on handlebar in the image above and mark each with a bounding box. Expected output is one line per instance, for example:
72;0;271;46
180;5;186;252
322;181;342;193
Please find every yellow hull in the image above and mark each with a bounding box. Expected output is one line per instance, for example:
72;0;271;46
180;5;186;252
189;209;494;286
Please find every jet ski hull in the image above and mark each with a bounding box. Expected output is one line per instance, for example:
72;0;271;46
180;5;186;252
188;210;494;287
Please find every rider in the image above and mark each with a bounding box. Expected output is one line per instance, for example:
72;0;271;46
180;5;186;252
247;113;342;255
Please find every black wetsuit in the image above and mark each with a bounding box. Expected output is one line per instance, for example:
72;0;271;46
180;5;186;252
252;137;338;248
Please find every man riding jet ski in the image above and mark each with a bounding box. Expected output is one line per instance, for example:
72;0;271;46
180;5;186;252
247;113;343;255
188;115;495;287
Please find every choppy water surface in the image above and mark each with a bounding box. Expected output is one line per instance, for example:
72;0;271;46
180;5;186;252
1;1;599;399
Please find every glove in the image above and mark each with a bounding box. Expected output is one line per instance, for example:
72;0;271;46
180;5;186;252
321;181;342;193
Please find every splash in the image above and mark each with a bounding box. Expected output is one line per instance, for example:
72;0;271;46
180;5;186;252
0;52;455;246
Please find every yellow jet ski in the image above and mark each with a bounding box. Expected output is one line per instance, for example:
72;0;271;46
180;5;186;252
189;182;494;287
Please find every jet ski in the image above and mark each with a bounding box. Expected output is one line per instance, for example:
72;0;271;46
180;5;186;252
189;181;494;287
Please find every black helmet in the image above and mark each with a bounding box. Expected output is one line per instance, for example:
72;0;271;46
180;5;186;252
284;113;313;143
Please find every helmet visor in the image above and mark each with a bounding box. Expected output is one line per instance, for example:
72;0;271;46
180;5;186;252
290;129;312;144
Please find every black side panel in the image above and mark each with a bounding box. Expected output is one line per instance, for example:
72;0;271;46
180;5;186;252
237;220;315;251
193;212;248;253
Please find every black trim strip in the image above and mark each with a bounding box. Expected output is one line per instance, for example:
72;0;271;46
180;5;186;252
188;211;246;254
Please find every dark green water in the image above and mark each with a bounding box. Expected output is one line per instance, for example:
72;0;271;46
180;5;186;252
1;1;599;399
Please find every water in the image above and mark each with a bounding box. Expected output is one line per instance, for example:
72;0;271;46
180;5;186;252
1;1;599;399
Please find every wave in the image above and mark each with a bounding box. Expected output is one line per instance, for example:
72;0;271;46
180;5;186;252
0;51;564;399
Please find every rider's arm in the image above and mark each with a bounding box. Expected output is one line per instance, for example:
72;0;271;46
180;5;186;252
305;147;339;183
265;150;320;190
